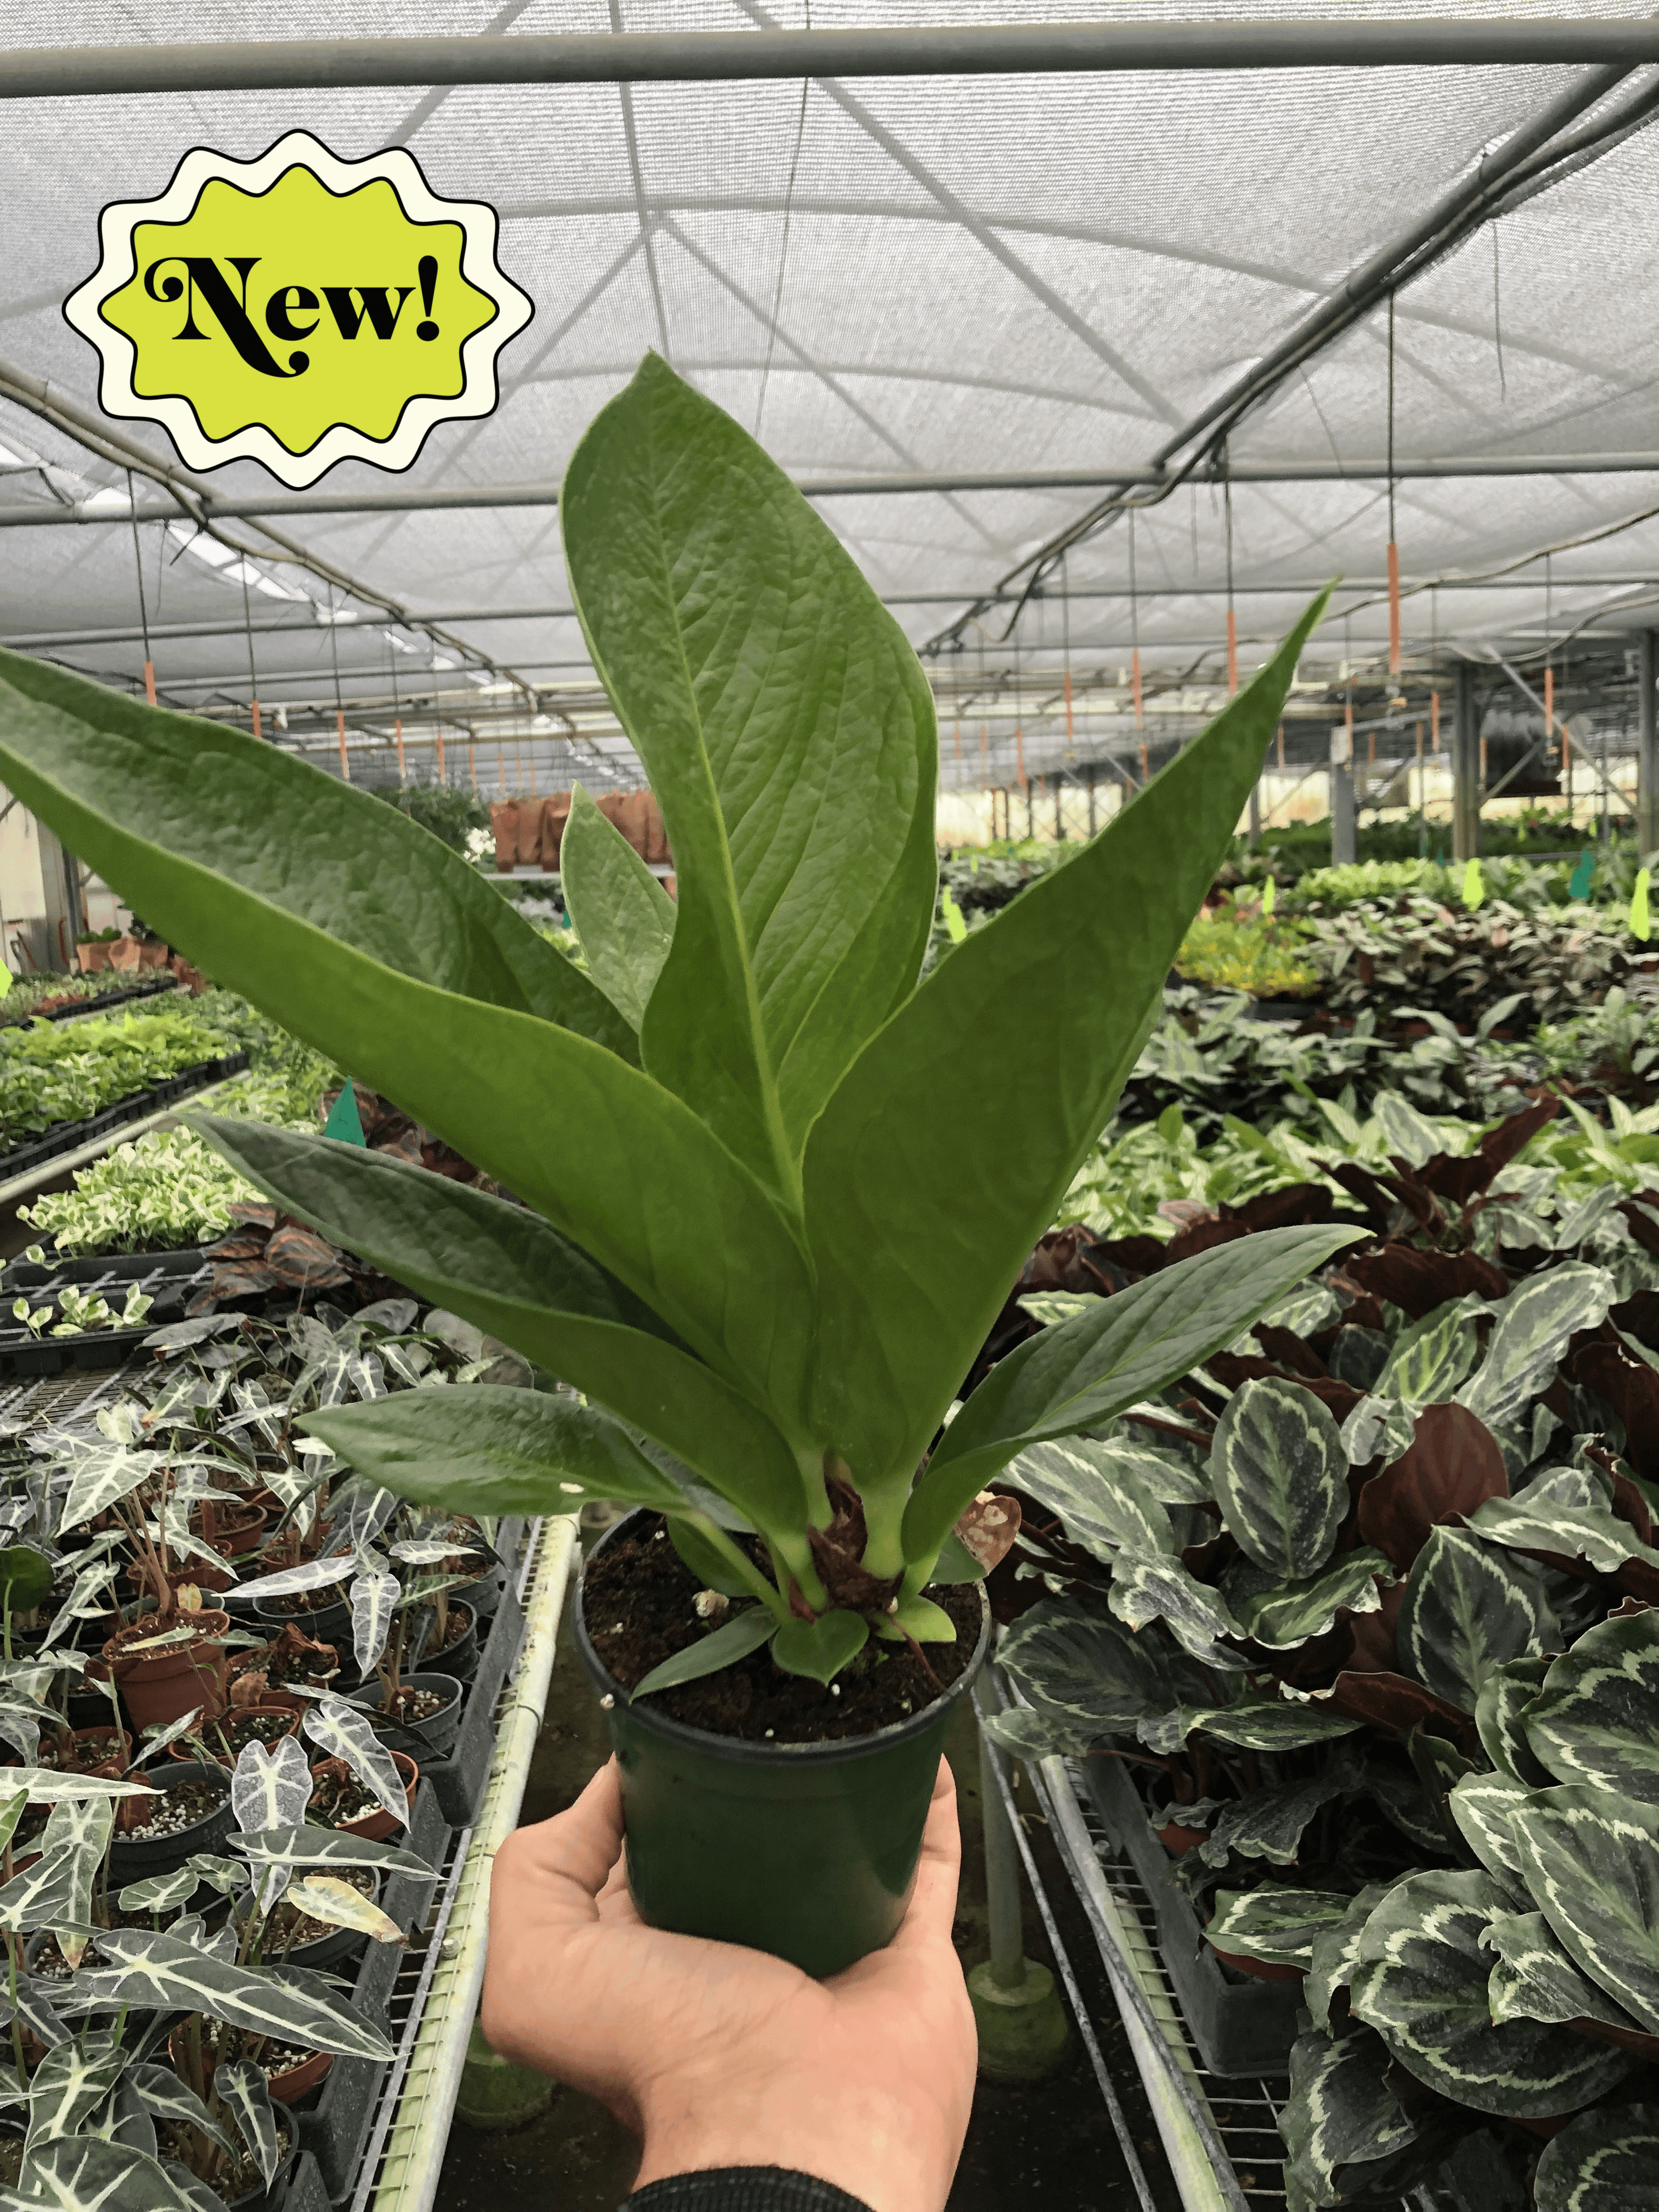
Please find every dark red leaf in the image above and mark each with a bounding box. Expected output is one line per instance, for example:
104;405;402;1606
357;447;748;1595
1570;1340;1659;1480
1323;1668;1477;1745
1344;1245;1509;1320
1357;1404;1509;1570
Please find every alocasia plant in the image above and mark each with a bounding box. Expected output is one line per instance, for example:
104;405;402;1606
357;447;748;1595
0;353;1344;1689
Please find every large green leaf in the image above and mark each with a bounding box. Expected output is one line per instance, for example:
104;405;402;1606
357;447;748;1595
1280;2025;1421;2212
996;1597;1173;1743
1209;1378;1347;1579
1206;1885;1352;1968
559;785;675;1030
0;647;628;1053
1481;1908;1647;2038
303;1382;807;1546
1348;1867;1631;2116
1533;2101;1659;2212
194;1118;804;1515
907;1222;1357;1576
1398;1527;1553;1713
562;352;937;1190
805;594;1330;1539
1001;1439;1174;1562
1510;1786;1659;2033
1523;1606;1659;1802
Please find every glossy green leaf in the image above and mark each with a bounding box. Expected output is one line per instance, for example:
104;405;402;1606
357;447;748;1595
196;1117;808;1514
1206;1884;1351;1968
560;784;675;1030
910;1222;1357;1571
630;1607;776;1700
0;1548;52;1614
1234;1549;1395;1651
1533;2101;1659;2212
1349;1867;1632;2117
563;352;936;1186
0;648;630;1052
1481;1908;1646;2038
770;1610;869;1684
996;1597;1173;1742
1455;1263;1616;1430
1398;1527;1553;1713
1474;1656;1552;1787
1510;1785;1659;2033
302;1383;804;1551
1280;2024;1421;2212
1001;1438;1174;1562
806;594;1330;1521
1523;1605;1659;1802
1210;1377;1348;1579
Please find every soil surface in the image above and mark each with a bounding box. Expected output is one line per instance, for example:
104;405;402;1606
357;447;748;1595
582;1519;981;1745
198;1710;298;1762
436;1606;473;1654
119;1776;228;1841
372;1684;448;1726
269;1584;348;1616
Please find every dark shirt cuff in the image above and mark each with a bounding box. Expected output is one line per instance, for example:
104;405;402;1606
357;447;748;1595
623;2168;874;2212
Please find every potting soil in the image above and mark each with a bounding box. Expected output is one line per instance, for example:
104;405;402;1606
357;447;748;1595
584;1519;980;1744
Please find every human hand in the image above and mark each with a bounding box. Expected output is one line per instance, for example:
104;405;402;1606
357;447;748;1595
482;1756;976;2212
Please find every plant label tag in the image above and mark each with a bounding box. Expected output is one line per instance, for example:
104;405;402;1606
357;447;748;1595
65;132;533;485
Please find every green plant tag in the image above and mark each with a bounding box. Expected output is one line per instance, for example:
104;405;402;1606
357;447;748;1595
940;885;968;945
1461;859;1485;910
1630;866;1651;942
0;967;12;1000
1261;877;1275;918
1568;849;1594;900
323;1080;366;1147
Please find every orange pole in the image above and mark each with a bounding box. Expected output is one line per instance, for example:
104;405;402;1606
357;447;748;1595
528;747;537;796
1277;724;1285;770
1431;690;1441;753
1226;607;1238;696
469;743;477;792
250;699;261;741
143;661;157;707
395;719;406;780
1132;647;1143;727
1387;540;1402;674
1139;741;1150;781
1544;664;1555;737
336;710;350;782
954;720;962;770
1480;733;1488;781
498;743;506;794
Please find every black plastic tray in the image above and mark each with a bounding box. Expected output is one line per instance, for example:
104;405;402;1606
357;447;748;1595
408;1579;526;1830
1082;1751;1304;2077
0;1249;213;1379
0;1050;250;1184
30;976;180;1024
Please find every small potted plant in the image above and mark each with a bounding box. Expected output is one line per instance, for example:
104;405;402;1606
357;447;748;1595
0;355;1340;1975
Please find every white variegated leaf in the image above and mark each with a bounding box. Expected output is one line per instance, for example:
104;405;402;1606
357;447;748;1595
1207;1884;1351;1967
1209;1377;1346;1578
127;2066;235;2161
1480;1909;1646;2036
1510;1786;1659;2035
351;1571;399;1675
1398;1528;1552;1713
213;2061;280;2190
228;1828;437;1880
1107;1545;1248;1667
230;1735;310;1838
301;1699;405;1826
16;2136;191;2212
1455;1263;1616;1429
25;2033;127;2149
283;1876;404;1946
0;1799;114;1948
77;1928;393;2061
238;1556;350;1601
1523;1606;1659;1802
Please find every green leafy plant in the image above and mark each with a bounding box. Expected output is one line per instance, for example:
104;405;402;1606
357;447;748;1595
0;354;1344;1695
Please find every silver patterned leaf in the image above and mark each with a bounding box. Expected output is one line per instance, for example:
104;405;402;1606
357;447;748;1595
1339;1395;1417;1470
82;2078;154;2158
1398;1527;1553;1713
213;2062;279;2190
160;2161;232;2212
1146;1695;1363;1754
129;1711;205;1771
979;1707;1081;1762
1455;1263;1616;1430
1532;2101;1659;2212
126;2067;235;2163
15;2137;193;2212
116;1854;247;1916
1474;1656;1552;1787
1466;1493;1659;1579
1199;1775;1344;1868
996;1598;1173;1742
1206;1885;1352;1968
1480;1909;1647;2038
230;1734;310;1838
1348;1866;1632;2117
1448;1773;1533;1889
55;1442;162;1537
1002;1439;1174;1561
1509;1785;1659;2034
0;1773;155;1804
283;1877;403;1946
76;1928;393;2061
1280;2023;1421;2212
0;1799;114;1949
11;1980;70;2050
228;1828;437;1880
24;2034;128;2150
1233;1548;1396;1651
238;1555;351;1601
1306;1881;1410;2033
350;1570;399;1676
1374;1295;1487;1408
1523;1606;1659;1803
1209;1378;1347;1578
38;1561;118;1654
300;1697;405;1826
1107;1546;1247;1667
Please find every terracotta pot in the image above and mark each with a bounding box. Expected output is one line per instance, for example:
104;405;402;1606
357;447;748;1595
189;1501;268;1548
1156;1820;1209;1858
308;1751;417;1841
168;1705;300;1768
101;1610;229;1730
42;1726;131;1781
169;2024;333;2108
77;942;111;973
1207;1942;1306;1983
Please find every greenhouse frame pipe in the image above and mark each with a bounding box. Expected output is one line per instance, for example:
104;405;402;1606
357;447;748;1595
14;22;1659;99
10;452;1659;531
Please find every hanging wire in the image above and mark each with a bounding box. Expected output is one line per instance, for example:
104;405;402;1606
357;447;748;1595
388;633;405;784
1223;450;1238;696
240;562;261;741
126;471;156;706
1387;294;1402;680
1060;548;1074;765
327;584;350;782
755;0;811;439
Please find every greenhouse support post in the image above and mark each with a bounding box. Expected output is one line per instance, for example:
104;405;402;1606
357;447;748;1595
1330;752;1357;866
1453;659;1482;860
1639;630;1659;853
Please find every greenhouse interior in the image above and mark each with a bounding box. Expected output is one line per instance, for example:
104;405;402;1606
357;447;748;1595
3;9;1659;2212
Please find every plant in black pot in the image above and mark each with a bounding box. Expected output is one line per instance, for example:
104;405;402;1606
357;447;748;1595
0;354;1347;1977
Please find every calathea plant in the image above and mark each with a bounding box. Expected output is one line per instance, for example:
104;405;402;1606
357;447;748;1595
0;354;1342;1693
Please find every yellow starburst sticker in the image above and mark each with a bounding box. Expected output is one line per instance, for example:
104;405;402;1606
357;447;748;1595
65;132;533;486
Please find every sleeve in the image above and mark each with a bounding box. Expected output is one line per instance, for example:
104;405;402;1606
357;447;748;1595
622;2168;875;2212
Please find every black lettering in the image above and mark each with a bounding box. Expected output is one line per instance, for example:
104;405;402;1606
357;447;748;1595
143;257;207;339
160;257;303;378
265;285;320;343
321;286;414;341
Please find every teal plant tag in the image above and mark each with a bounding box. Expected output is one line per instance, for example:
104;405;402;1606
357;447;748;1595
323;1080;367;1146
1567;849;1594;901
1462;858;1485;911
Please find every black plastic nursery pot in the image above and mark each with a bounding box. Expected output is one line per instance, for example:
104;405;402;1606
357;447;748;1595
352;1670;464;1760
107;1760;234;1884
574;1511;991;1980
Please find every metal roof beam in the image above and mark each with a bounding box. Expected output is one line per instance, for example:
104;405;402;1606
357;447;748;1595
14;24;1659;100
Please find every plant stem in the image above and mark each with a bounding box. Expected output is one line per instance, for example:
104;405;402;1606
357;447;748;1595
680;1514;792;1623
857;1488;907;1582
8;1941;25;2084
